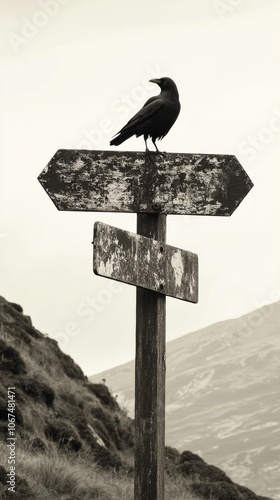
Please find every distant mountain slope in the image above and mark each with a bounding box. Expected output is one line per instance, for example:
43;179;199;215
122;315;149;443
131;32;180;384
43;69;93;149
91;302;280;500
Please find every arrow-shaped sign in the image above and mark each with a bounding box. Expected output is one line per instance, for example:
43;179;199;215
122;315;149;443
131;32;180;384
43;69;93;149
93;222;198;302
38;150;253;215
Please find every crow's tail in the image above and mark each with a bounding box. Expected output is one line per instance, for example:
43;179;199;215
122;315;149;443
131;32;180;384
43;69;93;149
110;129;134;146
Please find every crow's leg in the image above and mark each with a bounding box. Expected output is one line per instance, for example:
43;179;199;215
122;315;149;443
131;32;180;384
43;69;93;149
144;137;150;153
152;139;165;155
152;138;160;153
144;137;155;157
144;137;157;163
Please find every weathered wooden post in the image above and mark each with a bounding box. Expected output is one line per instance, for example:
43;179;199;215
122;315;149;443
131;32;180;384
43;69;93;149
38;150;253;500
135;213;167;500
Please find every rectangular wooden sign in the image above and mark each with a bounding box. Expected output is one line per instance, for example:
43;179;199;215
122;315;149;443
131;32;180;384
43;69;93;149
93;222;198;302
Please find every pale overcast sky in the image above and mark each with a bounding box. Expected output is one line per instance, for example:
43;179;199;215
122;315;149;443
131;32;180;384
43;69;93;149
1;1;280;376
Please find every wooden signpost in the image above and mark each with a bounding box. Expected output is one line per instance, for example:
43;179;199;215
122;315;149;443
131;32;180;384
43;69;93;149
38;150;253;500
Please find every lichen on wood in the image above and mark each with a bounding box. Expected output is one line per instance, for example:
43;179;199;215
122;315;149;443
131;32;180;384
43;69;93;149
93;222;198;303
38;150;253;216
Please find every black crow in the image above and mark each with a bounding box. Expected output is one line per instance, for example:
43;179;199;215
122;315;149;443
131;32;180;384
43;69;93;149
110;77;180;153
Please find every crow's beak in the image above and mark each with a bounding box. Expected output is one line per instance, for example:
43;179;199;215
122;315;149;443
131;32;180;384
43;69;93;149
149;78;161;86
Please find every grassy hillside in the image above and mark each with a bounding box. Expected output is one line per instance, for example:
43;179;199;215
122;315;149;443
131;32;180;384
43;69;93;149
0;295;273;500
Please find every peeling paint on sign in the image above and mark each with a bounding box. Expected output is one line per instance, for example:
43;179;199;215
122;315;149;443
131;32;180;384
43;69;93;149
93;222;198;303
171;251;184;288
38;150;253;216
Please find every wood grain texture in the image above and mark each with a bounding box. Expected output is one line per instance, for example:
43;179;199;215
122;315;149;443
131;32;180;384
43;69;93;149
38;149;253;215
135;213;166;500
93;222;198;302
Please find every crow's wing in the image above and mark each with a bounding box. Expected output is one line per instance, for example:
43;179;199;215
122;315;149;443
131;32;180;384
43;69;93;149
116;97;163;135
